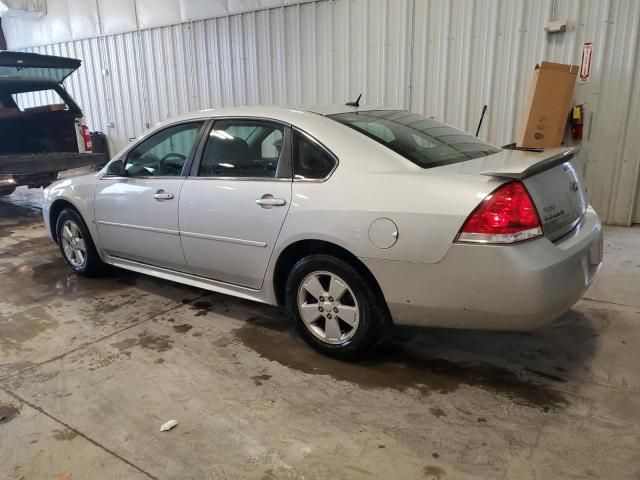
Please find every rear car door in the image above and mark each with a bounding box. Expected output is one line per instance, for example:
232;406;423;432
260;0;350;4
178;118;292;289
94;121;205;271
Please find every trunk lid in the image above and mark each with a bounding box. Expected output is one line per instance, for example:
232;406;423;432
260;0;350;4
436;146;587;241
0;51;81;84
523;160;587;241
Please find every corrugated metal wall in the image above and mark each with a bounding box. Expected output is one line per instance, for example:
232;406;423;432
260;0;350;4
18;0;640;225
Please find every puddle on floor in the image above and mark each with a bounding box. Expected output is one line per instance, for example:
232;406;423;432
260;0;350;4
111;332;174;354
52;429;78;441
0;197;140;304
0;404;20;424
2;255;140;305
233;316;570;412
0;235;51;258
0;193;43;237
173;323;193;333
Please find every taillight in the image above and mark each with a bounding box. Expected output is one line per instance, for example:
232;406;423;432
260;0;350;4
81;125;92;152
457;181;542;244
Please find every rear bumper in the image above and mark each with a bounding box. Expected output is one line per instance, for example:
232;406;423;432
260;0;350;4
363;207;603;331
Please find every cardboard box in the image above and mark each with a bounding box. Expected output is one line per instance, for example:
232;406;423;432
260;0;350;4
516;61;578;149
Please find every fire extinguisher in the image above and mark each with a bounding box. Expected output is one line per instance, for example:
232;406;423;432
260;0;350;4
571;104;584;140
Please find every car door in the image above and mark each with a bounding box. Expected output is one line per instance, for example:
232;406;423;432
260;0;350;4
94;121;205;271
178;118;292;289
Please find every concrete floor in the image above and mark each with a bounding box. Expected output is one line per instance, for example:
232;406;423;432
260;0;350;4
1;187;639;480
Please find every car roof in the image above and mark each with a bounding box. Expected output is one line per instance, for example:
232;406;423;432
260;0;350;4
113;104;406;163
159;104;400;126
295;103;392;116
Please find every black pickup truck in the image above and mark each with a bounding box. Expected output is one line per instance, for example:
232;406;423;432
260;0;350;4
0;51;106;195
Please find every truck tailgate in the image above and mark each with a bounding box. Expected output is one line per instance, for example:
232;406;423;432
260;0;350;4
0;152;107;175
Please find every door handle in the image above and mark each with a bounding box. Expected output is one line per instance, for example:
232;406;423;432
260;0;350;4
153;190;174;201
256;194;286;208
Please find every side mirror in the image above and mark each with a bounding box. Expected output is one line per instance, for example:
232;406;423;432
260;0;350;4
106;160;126;177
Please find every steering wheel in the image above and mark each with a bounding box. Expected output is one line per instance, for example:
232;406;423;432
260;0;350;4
158;152;187;175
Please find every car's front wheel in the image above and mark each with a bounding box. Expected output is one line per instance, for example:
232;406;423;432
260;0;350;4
285;254;387;360
55;208;104;276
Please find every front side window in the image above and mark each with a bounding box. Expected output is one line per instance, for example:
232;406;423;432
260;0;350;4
125;121;204;177
199;119;285;178
293;132;336;180
328;110;500;168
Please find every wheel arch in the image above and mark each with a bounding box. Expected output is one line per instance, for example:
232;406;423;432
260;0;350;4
272;239;388;311
49;198;81;243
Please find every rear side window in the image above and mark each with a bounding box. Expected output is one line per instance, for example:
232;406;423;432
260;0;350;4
293;132;336;180
328;110;500;168
12;89;67;112
199;119;285;178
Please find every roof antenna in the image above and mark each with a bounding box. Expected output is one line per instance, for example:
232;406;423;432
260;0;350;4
345;93;362;108
475;104;488;137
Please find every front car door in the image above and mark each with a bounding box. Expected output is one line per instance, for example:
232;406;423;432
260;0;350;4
94;121;206;271
178;118;292;289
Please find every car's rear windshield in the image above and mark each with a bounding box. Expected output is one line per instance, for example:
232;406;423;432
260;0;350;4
328;110;500;168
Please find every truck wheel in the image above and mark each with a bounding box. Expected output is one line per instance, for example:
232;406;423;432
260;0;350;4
285;254;387;360
55;208;104;277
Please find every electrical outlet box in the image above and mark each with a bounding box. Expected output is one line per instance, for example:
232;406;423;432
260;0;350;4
545;20;567;34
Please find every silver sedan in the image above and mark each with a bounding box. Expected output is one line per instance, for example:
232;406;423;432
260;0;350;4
43;106;603;359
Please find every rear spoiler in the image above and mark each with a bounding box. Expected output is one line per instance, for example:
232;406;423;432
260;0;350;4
480;146;577;179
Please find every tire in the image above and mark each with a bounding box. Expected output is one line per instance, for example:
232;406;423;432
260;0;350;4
55;208;105;277
0;187;16;196
285;254;388;360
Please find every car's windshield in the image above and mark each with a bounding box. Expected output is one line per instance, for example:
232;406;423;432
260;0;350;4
328;110;500;168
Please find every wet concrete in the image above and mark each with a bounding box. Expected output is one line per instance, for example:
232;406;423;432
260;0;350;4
1;187;640;479
233;317;571;411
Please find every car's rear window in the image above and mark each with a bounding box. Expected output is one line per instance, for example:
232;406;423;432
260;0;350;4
328;110;500;168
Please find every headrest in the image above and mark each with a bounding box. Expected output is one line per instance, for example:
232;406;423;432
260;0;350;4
207;136;253;167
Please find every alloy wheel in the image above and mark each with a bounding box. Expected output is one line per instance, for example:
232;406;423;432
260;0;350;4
61;219;87;269
297;271;360;345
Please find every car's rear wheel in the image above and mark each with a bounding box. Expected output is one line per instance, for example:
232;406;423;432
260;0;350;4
56;208;104;276
285;254;387;360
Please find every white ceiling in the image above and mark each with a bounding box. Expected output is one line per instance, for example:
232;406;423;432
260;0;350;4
0;0;46;20
2;0;314;49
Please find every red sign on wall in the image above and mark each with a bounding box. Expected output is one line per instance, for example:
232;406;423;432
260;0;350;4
579;42;593;83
